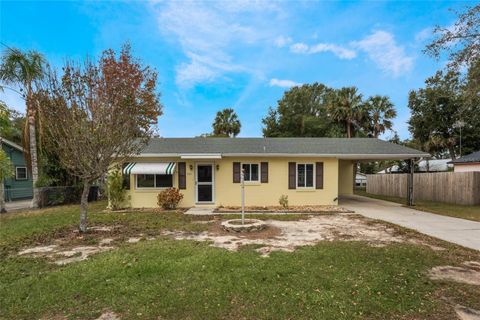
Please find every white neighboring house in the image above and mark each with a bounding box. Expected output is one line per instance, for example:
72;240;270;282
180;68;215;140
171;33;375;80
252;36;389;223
378;159;453;173
448;151;480;172
355;173;367;187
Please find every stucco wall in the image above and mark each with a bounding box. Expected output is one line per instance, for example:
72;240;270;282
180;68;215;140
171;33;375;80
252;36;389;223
338;160;354;195
124;157;341;208
454;163;480;172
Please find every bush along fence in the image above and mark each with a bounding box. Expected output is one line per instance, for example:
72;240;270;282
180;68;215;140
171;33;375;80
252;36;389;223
366;172;480;205
2;186;100;208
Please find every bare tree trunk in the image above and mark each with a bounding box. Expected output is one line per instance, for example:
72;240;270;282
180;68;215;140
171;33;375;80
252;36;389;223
79;180;90;233
346;121;352;138
28;106;40;209
0;180;6;213
448;146;456;161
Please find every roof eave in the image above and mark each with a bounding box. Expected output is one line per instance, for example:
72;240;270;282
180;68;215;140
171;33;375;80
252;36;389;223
134;152;429;160
0;137;25;152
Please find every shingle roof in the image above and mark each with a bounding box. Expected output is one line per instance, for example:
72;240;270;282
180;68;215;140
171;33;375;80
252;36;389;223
448;151;480;164
139;138;429;159
0;137;24;152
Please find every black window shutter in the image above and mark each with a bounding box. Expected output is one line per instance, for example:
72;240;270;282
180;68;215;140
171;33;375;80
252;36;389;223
178;162;186;189
316;162;324;189
233;162;241;183
288;162;296;189
121;163;130;190
260;162;268;183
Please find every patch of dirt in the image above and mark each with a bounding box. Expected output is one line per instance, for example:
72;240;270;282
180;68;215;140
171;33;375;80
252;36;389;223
20;244;114;265
163;215;407;256
17;226;151;265
18;245;59;256
39;310;121;320
208;220;282;240
89;226;116;232
100;238;114;245
429;261;480;286
407;238;446;251
126;237;141;243
96;311;121;320
215;205;352;214
455;305;480;320
102;207;188;214
54;246;115;265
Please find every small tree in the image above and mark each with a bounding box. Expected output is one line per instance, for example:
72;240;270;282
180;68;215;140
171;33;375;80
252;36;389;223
39;45;162;232
107;168;126;210
0;145;14;213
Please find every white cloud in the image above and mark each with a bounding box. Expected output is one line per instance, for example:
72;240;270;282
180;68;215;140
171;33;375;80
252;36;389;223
290;42;356;59
176;51;248;87
353;30;414;76
269;78;301;88
152;1;279;88
274;36;292;48
290;42;309;53
414;27;433;43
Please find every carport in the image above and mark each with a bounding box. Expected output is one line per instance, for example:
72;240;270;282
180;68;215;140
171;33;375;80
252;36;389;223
337;152;429;206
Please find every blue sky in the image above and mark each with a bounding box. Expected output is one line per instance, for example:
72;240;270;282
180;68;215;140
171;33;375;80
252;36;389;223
0;0;469;139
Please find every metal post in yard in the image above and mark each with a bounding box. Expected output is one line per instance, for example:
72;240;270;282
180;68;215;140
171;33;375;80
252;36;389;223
241;168;245;225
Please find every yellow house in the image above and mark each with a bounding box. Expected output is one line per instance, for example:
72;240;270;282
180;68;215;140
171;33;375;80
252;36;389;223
120;137;428;208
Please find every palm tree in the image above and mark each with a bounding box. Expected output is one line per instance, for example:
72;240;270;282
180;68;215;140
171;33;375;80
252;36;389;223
212;108;241;137
364;95;397;138
0;47;46;208
328;87;365;138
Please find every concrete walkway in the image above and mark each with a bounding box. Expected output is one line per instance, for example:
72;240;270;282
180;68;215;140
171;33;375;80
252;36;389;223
184;207;215;215
340;195;480;251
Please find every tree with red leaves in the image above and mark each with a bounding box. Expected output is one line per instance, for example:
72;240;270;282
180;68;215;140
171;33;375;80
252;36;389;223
39;44;162;232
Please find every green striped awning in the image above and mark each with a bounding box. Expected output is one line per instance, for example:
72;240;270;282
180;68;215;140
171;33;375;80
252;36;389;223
123;162;176;175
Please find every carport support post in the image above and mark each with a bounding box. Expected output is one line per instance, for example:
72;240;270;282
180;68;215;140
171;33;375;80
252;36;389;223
407;159;415;206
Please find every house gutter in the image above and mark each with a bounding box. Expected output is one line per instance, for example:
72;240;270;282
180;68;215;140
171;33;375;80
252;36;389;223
133;153;429;160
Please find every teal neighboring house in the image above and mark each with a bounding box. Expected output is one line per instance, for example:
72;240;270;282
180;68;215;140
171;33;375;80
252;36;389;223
1;137;33;201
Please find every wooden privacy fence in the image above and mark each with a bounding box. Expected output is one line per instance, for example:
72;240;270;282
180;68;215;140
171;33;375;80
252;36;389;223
366;172;480;205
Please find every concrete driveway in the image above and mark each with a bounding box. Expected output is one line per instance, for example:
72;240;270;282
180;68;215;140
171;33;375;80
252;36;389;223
340;195;480;251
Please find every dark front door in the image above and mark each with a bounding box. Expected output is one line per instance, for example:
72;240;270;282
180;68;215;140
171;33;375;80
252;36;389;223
196;164;213;203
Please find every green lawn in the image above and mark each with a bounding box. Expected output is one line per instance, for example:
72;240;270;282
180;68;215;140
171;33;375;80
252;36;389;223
355;189;480;222
1;201;479;319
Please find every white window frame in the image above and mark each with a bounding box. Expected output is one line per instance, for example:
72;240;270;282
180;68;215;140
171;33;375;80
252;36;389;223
296;163;315;189
135;174;173;189
195;162;215;204
15;166;28;180
241;163;260;182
